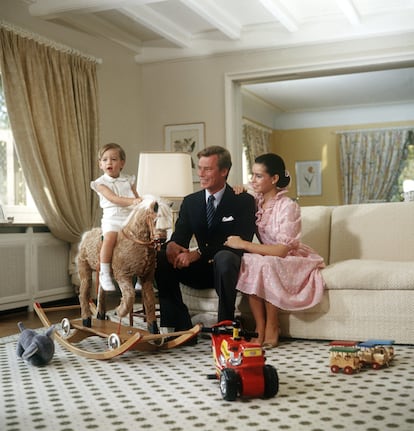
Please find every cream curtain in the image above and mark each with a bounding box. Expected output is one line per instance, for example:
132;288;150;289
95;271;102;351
0;25;100;243
339;129;410;204
242;119;272;176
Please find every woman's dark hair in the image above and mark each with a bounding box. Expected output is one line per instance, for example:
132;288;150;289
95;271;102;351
255;153;290;188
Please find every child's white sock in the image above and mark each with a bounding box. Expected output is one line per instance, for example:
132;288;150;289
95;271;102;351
99;263;116;291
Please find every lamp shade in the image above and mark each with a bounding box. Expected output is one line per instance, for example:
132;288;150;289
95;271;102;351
137;152;193;198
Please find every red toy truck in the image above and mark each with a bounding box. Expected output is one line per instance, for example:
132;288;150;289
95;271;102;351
202;320;279;401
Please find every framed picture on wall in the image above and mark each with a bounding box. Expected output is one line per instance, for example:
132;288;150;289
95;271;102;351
295;160;322;196
164;122;205;182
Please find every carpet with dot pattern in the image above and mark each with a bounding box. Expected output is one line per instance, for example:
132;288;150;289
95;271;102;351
1;330;413;431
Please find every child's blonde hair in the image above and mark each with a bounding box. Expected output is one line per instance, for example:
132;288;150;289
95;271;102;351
98;143;126;161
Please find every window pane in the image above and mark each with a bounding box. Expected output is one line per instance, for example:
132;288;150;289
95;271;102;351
0;74;42;222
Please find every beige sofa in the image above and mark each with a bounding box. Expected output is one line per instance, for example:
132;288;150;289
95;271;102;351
181;201;414;344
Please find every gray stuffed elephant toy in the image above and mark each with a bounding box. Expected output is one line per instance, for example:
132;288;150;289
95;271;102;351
16;322;55;366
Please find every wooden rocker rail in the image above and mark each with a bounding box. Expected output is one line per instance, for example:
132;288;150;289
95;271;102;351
33;302;201;360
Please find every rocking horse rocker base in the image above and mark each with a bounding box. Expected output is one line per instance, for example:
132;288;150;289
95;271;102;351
34;301;201;360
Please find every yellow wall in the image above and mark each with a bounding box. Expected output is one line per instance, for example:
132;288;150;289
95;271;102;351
272;120;414;206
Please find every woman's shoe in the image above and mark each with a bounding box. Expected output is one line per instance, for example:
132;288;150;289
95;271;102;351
262;341;278;349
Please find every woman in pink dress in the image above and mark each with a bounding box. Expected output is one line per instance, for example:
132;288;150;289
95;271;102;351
224;153;325;347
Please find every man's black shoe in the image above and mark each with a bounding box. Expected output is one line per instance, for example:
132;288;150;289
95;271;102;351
182;335;198;346
164;334;198;347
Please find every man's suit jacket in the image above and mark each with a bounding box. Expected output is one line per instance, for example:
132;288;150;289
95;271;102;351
171;184;256;261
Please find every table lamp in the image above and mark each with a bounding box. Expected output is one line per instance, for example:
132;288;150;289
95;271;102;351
137;152;194;228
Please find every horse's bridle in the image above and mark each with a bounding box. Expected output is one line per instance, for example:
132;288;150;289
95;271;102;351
120;213;163;250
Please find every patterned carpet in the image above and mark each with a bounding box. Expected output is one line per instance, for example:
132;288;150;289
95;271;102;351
1;326;413;431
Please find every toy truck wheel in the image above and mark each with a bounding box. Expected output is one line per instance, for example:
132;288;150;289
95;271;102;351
220;369;239;401
330;365;340;373
344;366;354;375
372;362;381;370
263;364;279;398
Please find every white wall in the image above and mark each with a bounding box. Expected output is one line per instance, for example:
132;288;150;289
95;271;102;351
241;90;277;129
273;101;414;130
242;89;414;131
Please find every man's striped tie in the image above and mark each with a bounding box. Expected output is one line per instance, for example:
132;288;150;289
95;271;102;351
206;195;216;228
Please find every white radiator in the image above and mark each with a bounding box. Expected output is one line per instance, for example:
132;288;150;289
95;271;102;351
0;226;73;311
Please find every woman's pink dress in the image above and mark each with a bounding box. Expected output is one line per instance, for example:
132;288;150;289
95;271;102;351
236;191;325;311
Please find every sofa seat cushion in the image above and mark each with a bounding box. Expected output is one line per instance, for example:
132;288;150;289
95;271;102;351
321;259;414;290
180;285;218;314
179;284;245;316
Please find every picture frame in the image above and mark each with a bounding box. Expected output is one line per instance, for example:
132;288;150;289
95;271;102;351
295;160;322;196
164;122;205;182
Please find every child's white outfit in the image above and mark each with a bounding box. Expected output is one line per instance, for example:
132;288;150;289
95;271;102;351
91;173;136;291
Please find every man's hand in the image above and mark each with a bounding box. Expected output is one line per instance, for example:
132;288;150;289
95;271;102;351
166;241;188;265
166;241;201;269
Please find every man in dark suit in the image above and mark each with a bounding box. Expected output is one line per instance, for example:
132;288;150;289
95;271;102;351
155;146;256;332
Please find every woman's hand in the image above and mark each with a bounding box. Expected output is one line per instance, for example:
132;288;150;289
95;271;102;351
224;235;246;250
232;184;246;195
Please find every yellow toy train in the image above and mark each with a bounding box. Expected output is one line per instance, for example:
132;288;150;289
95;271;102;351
329;339;395;374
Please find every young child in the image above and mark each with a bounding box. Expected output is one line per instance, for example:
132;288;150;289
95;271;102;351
91;143;142;291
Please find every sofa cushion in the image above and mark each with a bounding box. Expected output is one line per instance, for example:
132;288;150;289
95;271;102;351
300;205;332;264
180;285;218;314
321;259;414;290
179;284;244;316
330;202;414;263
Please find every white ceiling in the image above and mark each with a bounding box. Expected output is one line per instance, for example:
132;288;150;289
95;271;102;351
24;0;414;110
243;67;414;112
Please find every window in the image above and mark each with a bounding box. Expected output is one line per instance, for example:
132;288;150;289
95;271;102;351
0;75;43;222
394;136;414;201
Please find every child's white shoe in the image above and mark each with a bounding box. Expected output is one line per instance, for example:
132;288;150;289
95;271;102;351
99;272;116;292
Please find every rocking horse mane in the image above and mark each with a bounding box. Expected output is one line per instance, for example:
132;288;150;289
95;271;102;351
121;197;159;244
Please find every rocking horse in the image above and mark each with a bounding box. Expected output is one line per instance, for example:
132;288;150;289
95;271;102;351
77;197;161;333
34;197;201;359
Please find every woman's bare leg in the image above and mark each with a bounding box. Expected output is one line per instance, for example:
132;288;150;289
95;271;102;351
248;294;266;345
263;301;279;347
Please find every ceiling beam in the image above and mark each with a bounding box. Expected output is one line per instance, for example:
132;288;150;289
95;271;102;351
335;0;361;25
55;12;143;54
27;0;163;16
258;0;298;32
120;4;192;48
179;0;241;40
